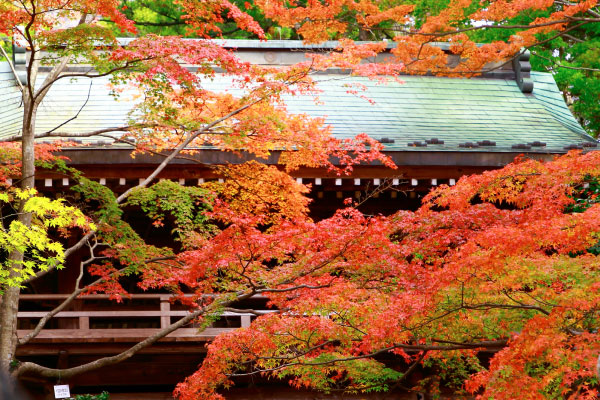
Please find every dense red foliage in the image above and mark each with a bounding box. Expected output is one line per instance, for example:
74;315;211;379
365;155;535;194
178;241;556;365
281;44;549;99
2;0;599;396
171;152;600;399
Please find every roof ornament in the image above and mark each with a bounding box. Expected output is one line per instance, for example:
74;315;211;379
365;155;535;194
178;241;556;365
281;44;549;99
564;144;584;150
425;138;444;144
459;142;480;148
512;50;533;94
527;141;546;147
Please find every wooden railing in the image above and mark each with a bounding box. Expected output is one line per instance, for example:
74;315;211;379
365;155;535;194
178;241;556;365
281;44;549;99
17;294;271;343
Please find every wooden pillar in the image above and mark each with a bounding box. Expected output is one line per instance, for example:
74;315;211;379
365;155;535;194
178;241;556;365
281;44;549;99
160;298;171;329
241;315;251;328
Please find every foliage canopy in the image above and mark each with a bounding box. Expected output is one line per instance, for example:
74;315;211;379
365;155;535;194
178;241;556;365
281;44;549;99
0;0;599;398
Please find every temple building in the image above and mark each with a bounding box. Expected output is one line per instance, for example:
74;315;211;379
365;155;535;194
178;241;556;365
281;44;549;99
0;40;596;399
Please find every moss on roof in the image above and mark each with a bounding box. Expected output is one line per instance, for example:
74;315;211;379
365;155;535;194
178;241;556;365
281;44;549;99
0;62;594;153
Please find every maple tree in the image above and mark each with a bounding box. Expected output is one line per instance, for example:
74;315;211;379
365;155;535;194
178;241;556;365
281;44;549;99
0;0;394;379
0;0;599;398
171;151;600;399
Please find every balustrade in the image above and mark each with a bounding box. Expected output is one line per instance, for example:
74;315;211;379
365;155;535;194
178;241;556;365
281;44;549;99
17;294;270;343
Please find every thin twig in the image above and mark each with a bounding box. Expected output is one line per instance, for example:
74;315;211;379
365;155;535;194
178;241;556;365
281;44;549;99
40;80;94;135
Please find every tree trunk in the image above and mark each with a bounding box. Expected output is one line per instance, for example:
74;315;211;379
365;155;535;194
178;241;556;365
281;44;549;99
0;263;21;370
0;98;36;371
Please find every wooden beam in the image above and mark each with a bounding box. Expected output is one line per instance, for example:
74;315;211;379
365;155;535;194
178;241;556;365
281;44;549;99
19;294;268;300
18;311;271;318
16;343;208;356
16;328;234;343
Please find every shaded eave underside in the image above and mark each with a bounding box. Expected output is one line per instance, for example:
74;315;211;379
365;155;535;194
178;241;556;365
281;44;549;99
60;147;560;168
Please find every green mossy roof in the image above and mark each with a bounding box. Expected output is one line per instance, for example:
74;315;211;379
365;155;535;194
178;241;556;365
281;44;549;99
0;62;594;153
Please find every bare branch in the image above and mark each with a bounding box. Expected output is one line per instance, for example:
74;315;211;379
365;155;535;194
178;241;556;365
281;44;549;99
461;302;551;315
33;58;153;100
229;339;508;377
20;238;107;345
532;51;600;72
1;126;145;142
0;43;24;93
38;80;94;135
256;283;334;293
222;307;276;316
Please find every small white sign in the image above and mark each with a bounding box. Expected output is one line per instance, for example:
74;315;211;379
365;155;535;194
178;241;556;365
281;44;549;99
54;384;70;399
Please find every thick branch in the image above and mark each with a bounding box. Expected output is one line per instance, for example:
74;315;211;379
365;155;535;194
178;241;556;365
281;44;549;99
115;98;264;203
126;20;185;27
14;290;255;379
33;55;72;107
32;59;151;101
222;307;276;316
2;126;149;143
